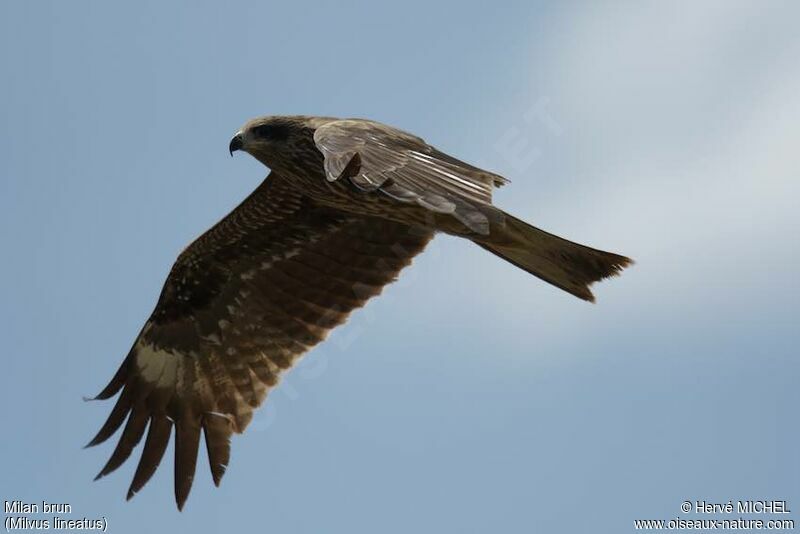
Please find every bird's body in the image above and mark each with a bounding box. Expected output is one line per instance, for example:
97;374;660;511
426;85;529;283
88;115;632;509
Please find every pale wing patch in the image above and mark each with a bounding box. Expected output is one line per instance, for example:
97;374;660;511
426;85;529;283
135;338;180;389
313;119;506;234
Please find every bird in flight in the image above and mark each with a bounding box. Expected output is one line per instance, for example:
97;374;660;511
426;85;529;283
87;116;632;509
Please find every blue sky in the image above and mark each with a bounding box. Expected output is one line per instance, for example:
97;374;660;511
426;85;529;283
1;1;798;532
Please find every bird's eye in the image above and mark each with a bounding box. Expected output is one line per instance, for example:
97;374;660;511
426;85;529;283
252;124;290;142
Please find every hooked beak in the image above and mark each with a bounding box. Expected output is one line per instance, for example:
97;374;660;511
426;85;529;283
229;132;244;156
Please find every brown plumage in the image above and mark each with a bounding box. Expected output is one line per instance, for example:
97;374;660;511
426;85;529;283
88;115;632;509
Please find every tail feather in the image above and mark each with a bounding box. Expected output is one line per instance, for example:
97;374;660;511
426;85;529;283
476;211;632;302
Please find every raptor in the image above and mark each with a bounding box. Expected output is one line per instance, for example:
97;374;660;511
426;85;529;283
87;115;632;509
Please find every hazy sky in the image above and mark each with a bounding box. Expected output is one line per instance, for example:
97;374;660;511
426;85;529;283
1;1;798;532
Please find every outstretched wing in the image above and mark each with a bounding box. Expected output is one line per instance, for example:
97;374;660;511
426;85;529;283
87;173;433;509
313;119;509;234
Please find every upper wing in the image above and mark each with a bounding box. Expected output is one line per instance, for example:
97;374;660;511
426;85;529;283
313;119;509;234
87;173;433;509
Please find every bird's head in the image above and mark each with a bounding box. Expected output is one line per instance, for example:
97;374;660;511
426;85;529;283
229;115;332;172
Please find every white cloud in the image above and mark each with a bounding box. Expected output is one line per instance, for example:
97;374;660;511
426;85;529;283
466;2;800;350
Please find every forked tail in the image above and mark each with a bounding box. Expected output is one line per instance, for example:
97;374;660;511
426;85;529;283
475;211;633;302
